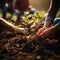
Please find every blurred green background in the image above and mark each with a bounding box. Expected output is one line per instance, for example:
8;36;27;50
0;0;60;18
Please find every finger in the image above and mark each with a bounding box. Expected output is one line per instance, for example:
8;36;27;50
39;35;47;39
37;28;46;35
39;31;45;36
38;35;45;40
38;32;46;39
37;29;43;35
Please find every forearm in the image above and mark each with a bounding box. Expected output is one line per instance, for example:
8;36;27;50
0;18;16;32
44;20;53;28
44;0;59;28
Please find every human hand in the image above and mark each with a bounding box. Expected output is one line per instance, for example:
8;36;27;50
37;27;46;35
16;28;27;35
37;27;55;39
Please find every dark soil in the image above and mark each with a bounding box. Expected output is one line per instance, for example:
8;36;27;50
0;28;60;60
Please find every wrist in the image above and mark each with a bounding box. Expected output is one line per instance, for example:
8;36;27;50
44;20;53;28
